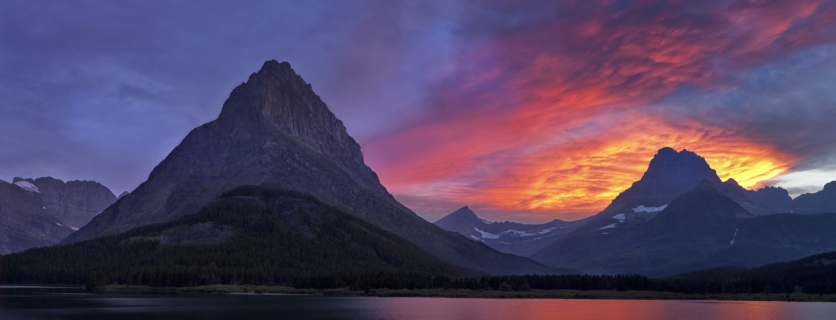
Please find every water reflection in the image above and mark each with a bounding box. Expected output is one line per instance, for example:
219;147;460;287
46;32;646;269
1;286;834;320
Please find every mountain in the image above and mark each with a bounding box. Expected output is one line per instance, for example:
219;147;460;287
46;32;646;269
744;186;793;213
531;148;755;271
3;186;480;286
13;177;117;229
530;148;836;276
117;191;130;200
592;180;755;275
433;206;589;257
60;60;558;275
792;181;836;214
0;179;74;254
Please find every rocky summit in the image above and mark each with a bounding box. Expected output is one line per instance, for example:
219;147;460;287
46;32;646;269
61;60;558;275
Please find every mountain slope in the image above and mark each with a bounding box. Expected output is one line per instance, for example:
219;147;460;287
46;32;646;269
0;180;74;254
433;206;589;257
599;180;755;276
60;60;556;275
671;251;836;295
13;177;116;229
3;186;480;286
792;181;836;214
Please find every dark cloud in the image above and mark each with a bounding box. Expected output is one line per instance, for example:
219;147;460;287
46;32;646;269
0;0;459;194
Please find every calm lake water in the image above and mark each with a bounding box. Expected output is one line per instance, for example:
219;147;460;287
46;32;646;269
1;286;834;320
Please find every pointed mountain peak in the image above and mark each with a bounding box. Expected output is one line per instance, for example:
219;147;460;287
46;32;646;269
450;206;478;218
434;206;480;224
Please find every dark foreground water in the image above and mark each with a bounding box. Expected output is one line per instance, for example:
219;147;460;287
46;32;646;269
1;286;834;320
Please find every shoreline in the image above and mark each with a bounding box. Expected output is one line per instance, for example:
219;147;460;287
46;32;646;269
6;284;834;302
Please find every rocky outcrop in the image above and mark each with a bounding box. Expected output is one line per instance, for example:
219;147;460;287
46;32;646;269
0;179;74;254
434;206;589;257
117;191;130;200
792;181;836;214
61;60;556;275
13;177;116;229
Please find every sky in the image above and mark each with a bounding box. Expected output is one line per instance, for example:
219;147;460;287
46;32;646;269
1;0;835;223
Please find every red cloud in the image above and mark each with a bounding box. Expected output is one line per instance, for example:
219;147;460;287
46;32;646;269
363;0;835;220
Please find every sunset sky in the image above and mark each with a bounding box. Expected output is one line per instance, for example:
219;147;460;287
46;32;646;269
2;1;835;223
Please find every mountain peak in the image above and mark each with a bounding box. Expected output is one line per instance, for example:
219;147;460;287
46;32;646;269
603;147;724;210
435;206;479;224
451;206;478;218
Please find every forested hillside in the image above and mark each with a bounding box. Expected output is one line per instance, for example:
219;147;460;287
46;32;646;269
1;186;480;287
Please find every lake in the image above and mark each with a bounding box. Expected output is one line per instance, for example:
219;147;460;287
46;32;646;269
1;286;834;320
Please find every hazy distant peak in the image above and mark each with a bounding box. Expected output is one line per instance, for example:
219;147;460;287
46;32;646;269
117;191;130;200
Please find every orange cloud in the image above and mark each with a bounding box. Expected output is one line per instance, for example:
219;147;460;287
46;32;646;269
461;115;795;220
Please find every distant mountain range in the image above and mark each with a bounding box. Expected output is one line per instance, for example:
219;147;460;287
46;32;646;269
58;61;560;276
434;206;589;257
0;177;116;254
529;147;836;276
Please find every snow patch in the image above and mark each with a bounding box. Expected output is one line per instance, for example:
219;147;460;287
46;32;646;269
474;227;501;239
500;227;558;237
602;232;609;235
612;213;626;223
70;227;79;231
470;235;479;240
600;223;616;230
633;204;667;213
480;219;493;224
14;181;40;193
730;228;738;245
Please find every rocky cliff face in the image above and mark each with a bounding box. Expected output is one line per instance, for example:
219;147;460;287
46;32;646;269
13;177;116;229
0;179;74;254
792;181;836;214
433;206;589;257
61;60;557;275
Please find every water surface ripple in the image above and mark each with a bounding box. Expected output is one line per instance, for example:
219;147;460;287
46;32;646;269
1;286;833;320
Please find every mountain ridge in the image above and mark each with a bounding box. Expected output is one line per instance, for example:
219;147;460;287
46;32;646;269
434;206;589;257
